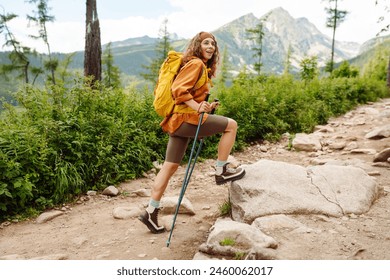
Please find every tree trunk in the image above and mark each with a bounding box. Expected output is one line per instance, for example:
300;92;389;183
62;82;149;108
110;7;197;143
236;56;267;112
84;0;101;83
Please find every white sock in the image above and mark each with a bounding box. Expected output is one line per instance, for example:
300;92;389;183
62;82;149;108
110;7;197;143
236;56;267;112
147;198;160;213
216;160;227;175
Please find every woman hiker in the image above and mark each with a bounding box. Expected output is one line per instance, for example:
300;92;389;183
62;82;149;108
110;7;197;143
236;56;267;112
138;31;246;234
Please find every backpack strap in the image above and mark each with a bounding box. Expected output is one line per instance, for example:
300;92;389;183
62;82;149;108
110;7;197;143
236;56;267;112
194;64;208;90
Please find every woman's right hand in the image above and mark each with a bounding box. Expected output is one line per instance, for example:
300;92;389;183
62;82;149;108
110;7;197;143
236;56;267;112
197;101;212;113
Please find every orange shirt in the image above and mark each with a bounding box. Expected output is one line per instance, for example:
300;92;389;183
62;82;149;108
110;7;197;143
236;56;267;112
160;57;211;134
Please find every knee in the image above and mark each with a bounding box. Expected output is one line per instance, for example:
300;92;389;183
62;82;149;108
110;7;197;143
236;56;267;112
226;118;238;132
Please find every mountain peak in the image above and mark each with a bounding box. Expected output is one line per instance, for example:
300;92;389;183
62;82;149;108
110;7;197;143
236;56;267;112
267;7;291;17
213;7;360;73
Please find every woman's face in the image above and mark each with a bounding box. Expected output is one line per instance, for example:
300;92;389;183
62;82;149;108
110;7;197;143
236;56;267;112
200;38;216;62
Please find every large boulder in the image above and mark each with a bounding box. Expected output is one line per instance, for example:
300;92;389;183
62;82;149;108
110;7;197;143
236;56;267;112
230;160;379;223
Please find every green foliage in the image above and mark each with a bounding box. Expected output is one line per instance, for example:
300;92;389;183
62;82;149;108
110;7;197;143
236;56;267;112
102;42;122;88
362;46;389;81
216;73;388;145
300;56;318;81
0;12;32;84
141;18;172;84
234;251;246;260
219;199;232;217
27;0;57;85
246;13;269;75
0;82;163;219
219;237;236;246
331;61;359;78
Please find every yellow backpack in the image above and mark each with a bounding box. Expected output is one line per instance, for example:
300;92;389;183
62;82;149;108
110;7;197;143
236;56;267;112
153;50;206;117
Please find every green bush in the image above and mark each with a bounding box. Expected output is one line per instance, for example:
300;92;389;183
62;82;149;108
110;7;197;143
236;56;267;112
216;74;388;143
0;82;164;218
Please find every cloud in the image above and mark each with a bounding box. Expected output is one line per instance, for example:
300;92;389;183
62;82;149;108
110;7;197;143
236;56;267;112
100;16;163;44
1;0;388;53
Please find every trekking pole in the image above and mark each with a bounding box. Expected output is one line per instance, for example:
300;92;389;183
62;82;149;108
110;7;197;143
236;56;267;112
166;96;218;247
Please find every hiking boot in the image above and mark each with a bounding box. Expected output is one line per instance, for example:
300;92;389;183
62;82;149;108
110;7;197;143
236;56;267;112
138;207;165;234
215;163;246;185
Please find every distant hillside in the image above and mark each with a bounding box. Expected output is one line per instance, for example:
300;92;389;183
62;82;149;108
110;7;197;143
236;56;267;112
349;35;390;69
1;6;386;96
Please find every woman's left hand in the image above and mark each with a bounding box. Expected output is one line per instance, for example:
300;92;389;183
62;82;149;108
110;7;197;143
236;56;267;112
210;101;220;111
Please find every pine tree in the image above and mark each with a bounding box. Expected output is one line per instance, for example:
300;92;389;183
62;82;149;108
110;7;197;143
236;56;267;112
214;47;231;88
300;56;318;82
0;11;32;84
27;0;58;85
141;18;172;84
246;13;269;75
102;42;121;88
324;0;347;73
283;45;293;76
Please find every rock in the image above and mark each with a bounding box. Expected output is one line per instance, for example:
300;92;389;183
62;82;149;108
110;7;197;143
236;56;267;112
379;110;390;118
112;206;142;219
292;133;322;152
30;254;68;260
350;149;377;155
102;185;119;196
131;188;150;197
193;252;220;260
314;125;335;133
36;210;64;224
198;218;278;259
367;171;381;176
372;162;390;167
373;148;390;163
362;108;380;115
252;214;313;231
153;161;163;170
96;253;111;259
230;160;379;223
0;254;26;260
344;141;359;151
207;218;277;249
260;146;268;152
87;190;97;196
160;196;195;215
328;141;347;150
365;124;390;139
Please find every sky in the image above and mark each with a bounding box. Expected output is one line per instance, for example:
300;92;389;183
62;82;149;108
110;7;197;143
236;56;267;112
0;0;388;54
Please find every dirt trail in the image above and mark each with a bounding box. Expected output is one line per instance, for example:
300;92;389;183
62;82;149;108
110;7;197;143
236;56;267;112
0;98;389;260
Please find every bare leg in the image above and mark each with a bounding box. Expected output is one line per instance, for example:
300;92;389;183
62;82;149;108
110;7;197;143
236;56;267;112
217;118;237;161
151;161;180;201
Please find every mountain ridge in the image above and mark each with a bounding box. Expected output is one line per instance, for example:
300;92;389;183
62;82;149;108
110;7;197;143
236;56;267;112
1;7;386;80
101;7;364;76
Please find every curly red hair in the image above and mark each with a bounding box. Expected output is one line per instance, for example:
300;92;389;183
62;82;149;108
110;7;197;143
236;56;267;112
182;31;219;78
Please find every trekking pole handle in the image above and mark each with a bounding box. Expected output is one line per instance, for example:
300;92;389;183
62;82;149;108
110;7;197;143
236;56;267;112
201;94;218;114
211;98;219;115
